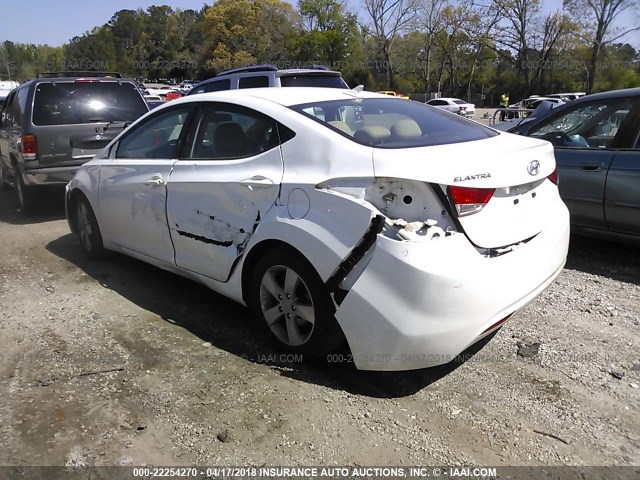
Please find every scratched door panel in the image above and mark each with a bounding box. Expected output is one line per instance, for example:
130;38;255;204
166;148;283;282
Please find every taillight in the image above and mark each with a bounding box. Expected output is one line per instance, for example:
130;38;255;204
548;168;559;185
22;134;37;160
448;186;495;217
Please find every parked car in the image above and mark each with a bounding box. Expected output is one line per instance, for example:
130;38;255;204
179;80;195;90
376;90;409;99
188;65;349;95
66;88;569;371
0;80;19;113
546;92;586;102
504;87;640;244
143;95;166;110
0;73;149;214
425;97;475;117
145;86;180;98
514;96;565;110
492;99;563;131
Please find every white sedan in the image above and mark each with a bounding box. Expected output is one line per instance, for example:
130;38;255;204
66;88;569;371
426;97;476;117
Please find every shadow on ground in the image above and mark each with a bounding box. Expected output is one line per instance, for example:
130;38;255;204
566;234;640;286
46;233;495;398
0;187;66;225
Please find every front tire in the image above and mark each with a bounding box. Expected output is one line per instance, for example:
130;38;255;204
74;196;106;258
250;250;343;358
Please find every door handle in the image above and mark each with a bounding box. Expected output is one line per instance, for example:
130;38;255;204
240;175;274;190
580;163;604;172
144;176;165;187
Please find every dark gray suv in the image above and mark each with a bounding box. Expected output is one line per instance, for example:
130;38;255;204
0;73;149;214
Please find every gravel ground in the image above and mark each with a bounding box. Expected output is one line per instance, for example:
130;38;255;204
0;186;638;469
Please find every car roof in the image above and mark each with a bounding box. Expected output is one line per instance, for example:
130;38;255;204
569;87;640;102
171;87;390;107
21;76;136;87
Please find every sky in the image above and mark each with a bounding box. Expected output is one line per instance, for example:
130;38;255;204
1;0;639;48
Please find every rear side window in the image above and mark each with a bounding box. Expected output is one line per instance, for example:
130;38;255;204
32;81;148;126
280;75;348;89
239;76;269;89
185;103;279;160
190;79;231;95
291;98;497;148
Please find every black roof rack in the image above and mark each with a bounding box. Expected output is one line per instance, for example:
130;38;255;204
215;65;279;77
36;71;123;79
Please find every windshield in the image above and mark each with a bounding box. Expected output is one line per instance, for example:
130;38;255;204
291;98;497;148
280;75;348;89
32;81;148;126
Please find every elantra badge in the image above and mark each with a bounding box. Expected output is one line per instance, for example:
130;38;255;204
527;160;540;176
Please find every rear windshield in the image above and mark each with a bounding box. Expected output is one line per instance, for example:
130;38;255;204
32;81;148;126
453;99;466;104
291;98;497;148
280;74;348;89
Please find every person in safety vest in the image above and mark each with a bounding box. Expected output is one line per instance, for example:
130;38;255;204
499;92;510;121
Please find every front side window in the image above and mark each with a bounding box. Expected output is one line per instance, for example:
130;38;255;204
291;98;497;148
529;97;638;149
116;105;192;159
32;81;148;126
185;103;279;160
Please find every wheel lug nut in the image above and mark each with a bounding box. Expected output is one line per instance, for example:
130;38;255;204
292;305;296;311
286;294;291;299
278;294;283;300
279;306;283;312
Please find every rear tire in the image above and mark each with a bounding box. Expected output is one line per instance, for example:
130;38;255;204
15;171;38;215
249;250;344;359
74;196;106;258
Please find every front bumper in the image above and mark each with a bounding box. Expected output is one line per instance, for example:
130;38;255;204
335;205;570;371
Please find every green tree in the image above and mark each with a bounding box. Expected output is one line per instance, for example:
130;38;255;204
204;0;300;71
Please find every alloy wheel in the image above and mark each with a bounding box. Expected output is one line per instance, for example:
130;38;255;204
76;201;94;252
259;265;315;347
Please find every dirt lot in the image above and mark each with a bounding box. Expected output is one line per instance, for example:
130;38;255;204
0;186;638;469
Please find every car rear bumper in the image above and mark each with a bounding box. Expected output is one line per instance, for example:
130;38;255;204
24;165;82;186
335;204;570;371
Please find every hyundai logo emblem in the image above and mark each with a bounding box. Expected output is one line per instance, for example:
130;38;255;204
527;160;541;176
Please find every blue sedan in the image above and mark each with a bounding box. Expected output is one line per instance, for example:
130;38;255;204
503;88;640;244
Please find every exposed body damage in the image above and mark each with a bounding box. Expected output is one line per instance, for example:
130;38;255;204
66;87;570;371
173;208;256;253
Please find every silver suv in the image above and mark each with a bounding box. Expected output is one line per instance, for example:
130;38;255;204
188;65;349;95
0;72;149;214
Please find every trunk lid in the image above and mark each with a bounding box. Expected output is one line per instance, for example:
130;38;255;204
372;133;558;248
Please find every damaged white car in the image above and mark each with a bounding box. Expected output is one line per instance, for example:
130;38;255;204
66;88;570;371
